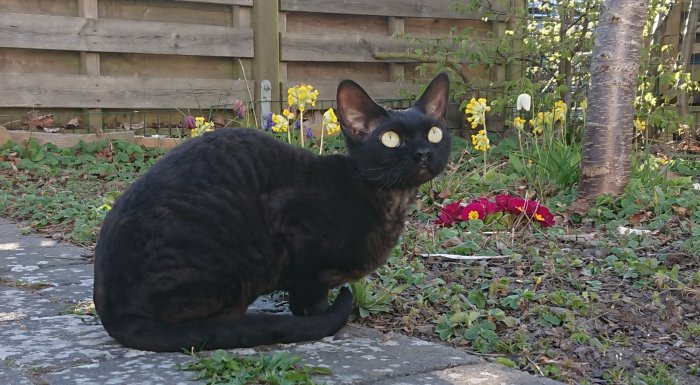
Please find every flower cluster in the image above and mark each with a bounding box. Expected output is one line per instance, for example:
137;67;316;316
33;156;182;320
435;194;555;228
513;116;526;130
190;116;214;137
529;111;553;135
471;129;490;152
271;113;289;133
323;108;340;135
634;118;646;131
465;97;491;128
288;84;318;113
553;100;567;123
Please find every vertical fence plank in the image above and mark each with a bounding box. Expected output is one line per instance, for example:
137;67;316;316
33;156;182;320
252;1;280;108
387;16;405;82
78;0;103;131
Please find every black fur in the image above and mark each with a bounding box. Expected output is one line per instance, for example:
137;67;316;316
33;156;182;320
93;73;451;352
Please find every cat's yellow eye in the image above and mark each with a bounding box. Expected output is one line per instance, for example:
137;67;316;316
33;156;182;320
380;130;401;148
428;126;443;143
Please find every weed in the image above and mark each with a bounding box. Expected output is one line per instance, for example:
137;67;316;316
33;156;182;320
177;350;330;385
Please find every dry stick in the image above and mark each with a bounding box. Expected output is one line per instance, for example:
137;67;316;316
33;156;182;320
238;58;258;129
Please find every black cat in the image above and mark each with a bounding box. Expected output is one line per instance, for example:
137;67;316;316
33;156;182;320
93;73;451;352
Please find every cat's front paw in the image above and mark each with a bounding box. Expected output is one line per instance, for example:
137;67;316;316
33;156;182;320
330;286;353;315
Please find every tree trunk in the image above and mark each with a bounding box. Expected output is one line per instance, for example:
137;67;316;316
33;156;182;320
679;0;700;142
578;0;650;198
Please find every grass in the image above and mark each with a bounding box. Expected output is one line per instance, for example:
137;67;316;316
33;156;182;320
1;134;699;384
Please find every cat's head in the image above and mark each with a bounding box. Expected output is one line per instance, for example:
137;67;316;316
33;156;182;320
336;73;451;188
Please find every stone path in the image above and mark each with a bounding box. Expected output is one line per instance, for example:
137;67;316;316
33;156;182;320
0;219;564;385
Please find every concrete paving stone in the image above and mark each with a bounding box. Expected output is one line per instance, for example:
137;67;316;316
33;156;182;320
271;325;481;385
42;353;197;385
1;263;93;287
38;282;94;304
0;315;150;368
0;286;66;321
0;364;33;385
371;363;565;385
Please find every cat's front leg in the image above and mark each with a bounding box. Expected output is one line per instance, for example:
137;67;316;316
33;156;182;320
288;284;329;316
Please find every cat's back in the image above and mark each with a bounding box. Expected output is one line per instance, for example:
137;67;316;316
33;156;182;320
97;128;311;257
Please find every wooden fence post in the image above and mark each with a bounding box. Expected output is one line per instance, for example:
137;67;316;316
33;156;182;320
78;0;103;132
252;1;280;110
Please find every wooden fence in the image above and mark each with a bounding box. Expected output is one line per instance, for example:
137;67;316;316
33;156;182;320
0;0;519;132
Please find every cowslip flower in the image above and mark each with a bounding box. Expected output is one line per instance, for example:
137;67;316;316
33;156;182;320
471;129;490;152
288;84;318;113
529;111;553;135
465;97;491;128
323;108;340;135
634;118;646;131
191;116;214;137
513;116;526;131
553;100;567;123
271;113;289;133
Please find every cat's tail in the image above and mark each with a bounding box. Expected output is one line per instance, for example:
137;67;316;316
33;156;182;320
100;287;354;352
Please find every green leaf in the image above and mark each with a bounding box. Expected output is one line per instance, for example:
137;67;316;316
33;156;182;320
495;357;517;368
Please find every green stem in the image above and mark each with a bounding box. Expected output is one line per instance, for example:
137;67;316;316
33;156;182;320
319;126;325;155
300;110;305;148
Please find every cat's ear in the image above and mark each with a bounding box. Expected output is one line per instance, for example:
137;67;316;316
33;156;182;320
336;80;388;142
415;72;449;122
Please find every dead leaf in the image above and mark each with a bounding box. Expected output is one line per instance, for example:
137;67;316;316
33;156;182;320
27;113;55;129
629;211;651;226
440;236;463;248
65;117;79;129
212;115;226;128
438;188;451;199
121;121;145;130
671;205;688;217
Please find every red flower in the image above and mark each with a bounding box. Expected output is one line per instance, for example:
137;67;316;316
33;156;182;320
473;197;499;215
495;194;512;210
533;206;555;227
462;202;486;220
435;200;463;226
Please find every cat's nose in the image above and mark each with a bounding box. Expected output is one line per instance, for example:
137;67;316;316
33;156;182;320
415;148;431;162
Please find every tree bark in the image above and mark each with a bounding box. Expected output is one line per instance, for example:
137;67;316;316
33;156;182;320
577;0;650;198
679;0;700;142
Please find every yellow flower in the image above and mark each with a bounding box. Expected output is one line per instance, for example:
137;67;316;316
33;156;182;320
634;118;646;131
471;129;490;152
323;108;340;135
513;116;526;130
529;111;553;135
553;100;567;123
464;97;491;129
505;30;515;36
191;117;214;137
271;113;289;133
287;84;319;114
282;108;295;121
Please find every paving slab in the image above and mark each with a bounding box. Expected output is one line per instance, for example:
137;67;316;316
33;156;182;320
0;218;564;385
0;286;66;321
